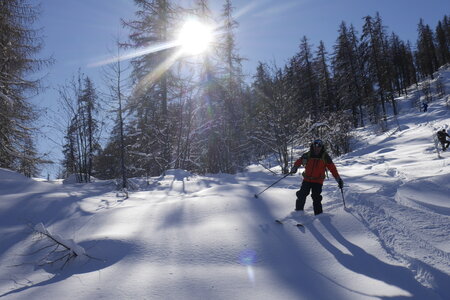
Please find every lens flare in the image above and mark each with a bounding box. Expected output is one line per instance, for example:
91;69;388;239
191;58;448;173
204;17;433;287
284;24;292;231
239;249;257;284
239;249;257;266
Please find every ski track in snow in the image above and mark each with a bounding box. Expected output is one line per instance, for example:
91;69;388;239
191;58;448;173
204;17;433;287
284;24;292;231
327;75;450;297
338;136;450;294
347;186;450;288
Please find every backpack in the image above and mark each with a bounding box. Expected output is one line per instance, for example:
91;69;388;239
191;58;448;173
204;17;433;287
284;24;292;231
303;151;329;179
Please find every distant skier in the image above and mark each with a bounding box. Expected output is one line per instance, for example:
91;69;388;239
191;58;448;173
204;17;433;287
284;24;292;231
422;102;428;112
437;129;450;151
290;139;344;215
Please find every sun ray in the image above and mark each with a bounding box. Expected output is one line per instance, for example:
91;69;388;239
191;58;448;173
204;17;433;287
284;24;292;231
89;19;214;68
88;40;179;68
134;48;184;95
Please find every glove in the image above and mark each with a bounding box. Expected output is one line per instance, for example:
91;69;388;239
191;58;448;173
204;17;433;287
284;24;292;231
337;177;344;189
290;166;298;174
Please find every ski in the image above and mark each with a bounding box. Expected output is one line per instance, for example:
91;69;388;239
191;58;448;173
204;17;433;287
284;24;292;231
275;219;304;227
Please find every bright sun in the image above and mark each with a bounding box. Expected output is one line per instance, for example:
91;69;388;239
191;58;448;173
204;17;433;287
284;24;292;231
177;20;213;55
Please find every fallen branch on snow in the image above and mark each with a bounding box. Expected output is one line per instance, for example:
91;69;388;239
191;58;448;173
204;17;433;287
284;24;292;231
27;223;100;270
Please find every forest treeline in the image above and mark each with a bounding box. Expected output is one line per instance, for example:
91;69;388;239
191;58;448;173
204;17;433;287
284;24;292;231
1;1;449;184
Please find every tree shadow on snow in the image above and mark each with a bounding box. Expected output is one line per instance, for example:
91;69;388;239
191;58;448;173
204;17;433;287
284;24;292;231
309;216;449;300
0;239;134;298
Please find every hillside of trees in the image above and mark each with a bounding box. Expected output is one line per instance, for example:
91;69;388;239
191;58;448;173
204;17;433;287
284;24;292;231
1;0;449;185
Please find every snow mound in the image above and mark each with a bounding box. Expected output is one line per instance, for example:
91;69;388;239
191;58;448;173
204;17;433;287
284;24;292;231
0;168;33;184
163;169;194;180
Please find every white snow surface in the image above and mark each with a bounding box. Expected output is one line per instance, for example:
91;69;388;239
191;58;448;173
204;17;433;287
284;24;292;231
1;70;450;299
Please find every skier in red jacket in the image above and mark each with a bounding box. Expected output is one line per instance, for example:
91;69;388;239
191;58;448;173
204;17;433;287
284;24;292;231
290;139;343;215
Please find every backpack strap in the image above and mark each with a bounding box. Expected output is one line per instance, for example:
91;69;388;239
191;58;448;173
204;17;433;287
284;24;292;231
305;151;329;179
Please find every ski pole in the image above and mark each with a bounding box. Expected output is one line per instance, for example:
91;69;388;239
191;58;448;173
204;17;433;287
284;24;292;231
254;173;290;198
340;187;346;208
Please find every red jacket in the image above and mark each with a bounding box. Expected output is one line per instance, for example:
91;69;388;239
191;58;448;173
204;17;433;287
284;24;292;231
293;148;340;184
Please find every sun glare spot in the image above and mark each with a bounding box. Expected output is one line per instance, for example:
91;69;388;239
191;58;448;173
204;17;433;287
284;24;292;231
239;249;257;283
177;20;213;55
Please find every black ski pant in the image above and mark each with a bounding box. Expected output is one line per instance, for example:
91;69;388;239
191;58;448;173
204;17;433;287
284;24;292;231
296;181;323;215
439;139;450;150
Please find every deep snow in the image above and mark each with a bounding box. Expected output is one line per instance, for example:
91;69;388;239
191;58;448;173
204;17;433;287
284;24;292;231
0;69;449;299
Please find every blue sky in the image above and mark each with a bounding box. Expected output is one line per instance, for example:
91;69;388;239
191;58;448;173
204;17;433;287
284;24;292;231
37;0;450;79
34;0;449;177
233;0;449;72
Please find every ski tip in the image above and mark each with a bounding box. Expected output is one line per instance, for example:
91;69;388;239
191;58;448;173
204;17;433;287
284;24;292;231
254;194;258;198
275;219;283;224
295;223;304;227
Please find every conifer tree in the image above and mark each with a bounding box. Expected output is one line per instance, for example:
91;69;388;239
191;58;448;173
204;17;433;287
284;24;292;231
0;0;51;174
294;36;319;118
361;13;400;125
219;0;248;172
435;19;450;66
405;41;418;88
332;22;365;127
416;18;439;79
314;41;335;112
390;33;404;96
122;0;176;176
188;0;224;173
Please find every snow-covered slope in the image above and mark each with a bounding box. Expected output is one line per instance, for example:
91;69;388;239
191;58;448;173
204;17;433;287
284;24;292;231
0;70;449;299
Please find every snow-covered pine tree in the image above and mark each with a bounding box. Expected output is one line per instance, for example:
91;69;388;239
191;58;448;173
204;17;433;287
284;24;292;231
122;0;177;176
218;0;248;172
185;0;241;174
